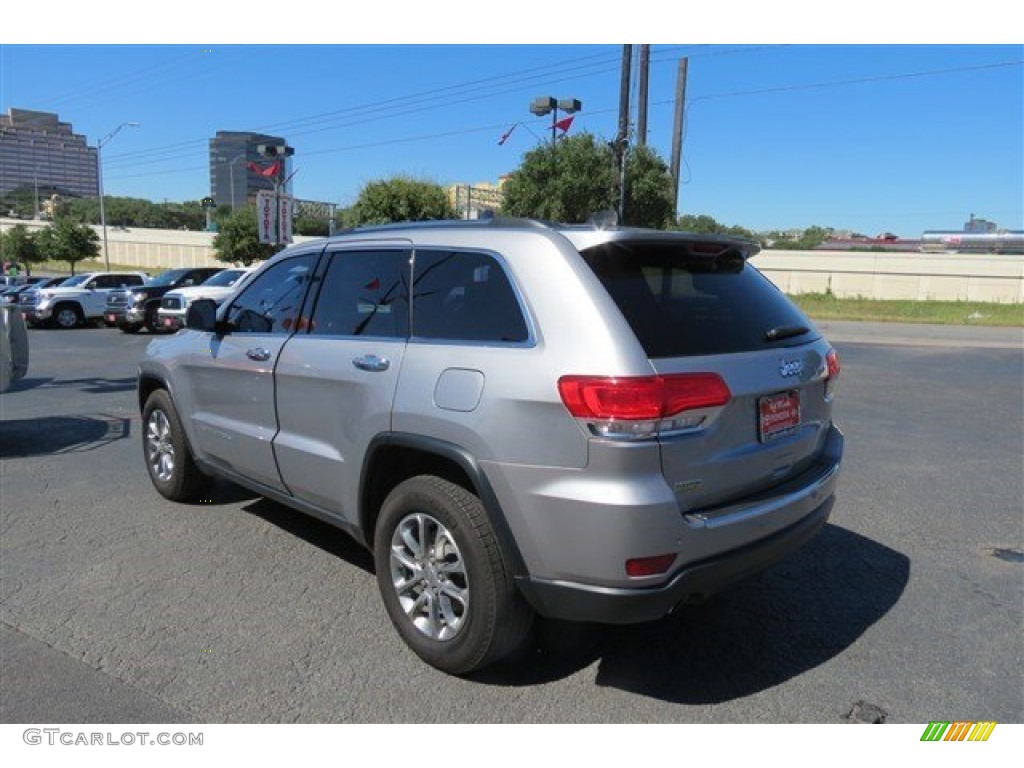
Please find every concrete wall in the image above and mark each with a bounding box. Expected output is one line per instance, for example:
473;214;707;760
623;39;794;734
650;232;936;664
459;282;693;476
3;218;1022;303
0;218;318;270
751;250;1024;304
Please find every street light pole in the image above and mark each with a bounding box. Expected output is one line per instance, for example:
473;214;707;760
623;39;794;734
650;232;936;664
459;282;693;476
97;121;139;271
529;96;582;146
221;153;246;211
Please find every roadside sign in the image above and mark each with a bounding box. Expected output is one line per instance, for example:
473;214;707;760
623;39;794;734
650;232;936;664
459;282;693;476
257;191;277;244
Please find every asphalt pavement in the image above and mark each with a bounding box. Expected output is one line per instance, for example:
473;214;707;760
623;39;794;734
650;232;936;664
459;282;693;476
1;321;1021;725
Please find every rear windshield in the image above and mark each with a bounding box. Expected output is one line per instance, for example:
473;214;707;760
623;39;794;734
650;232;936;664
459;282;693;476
580;241;819;358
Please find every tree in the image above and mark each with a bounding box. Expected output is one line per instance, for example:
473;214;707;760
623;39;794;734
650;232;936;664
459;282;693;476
766;225;833;250
501;134;613;223
351;176;455;225
294;215;330;237
500;134;676;228
211;207;279;266
34;218;100;275
0;224;44;275
675;214;760;242
61;196;207;231
622;145;675;229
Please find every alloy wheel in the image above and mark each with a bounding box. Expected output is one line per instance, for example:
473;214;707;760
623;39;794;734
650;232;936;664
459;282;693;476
389;512;469;641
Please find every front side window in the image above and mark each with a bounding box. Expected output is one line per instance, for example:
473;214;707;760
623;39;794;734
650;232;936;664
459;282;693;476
411;250;528;343
225;254;318;334
308;250;409;338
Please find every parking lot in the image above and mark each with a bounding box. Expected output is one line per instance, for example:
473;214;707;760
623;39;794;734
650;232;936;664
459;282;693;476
1;322;1021;723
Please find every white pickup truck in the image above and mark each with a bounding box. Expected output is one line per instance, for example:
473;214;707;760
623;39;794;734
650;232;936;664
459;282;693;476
19;271;148;329
1;305;28;392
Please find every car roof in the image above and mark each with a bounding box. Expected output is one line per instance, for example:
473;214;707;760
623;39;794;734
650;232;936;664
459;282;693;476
319;217;761;259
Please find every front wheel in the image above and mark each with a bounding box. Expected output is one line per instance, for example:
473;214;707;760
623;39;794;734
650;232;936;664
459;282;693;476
374;475;533;675
142;389;211;502
52;303;82;329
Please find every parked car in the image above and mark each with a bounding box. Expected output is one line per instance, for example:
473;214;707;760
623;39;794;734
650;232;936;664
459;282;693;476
138;218;843;675
105;267;224;334
21;271;148;329
156;267;255;331
1;277;66;305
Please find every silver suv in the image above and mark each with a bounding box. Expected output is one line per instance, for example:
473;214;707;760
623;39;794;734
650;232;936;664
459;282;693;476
138;219;843;675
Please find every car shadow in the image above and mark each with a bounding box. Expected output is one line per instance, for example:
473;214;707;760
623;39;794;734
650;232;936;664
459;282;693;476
474;524;910;704
242;497;375;575
7;376;136;395
0;414;132;458
228;497;907;705
5;376;54;392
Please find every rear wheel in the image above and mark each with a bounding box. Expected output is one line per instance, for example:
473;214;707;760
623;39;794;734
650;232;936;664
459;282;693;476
52;303;82;329
142;389;211;502
374;475;533;675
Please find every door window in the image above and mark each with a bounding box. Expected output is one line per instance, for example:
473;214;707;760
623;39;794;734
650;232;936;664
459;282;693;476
308;250;409;338
224;254;318;334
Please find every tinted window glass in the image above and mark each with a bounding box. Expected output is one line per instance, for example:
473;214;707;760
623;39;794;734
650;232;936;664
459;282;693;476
412;250;528;343
225;254;317;334
580;242;818;358
309;250;409;338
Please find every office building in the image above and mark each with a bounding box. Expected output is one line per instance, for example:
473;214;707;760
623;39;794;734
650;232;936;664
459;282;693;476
209;131;292;209
0;108;99;200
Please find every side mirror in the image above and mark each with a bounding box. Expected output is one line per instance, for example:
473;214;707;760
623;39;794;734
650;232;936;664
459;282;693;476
186;299;219;332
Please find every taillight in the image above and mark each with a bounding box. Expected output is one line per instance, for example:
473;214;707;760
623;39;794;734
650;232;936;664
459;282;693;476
825;348;840;399
558;373;731;440
826;348;840;379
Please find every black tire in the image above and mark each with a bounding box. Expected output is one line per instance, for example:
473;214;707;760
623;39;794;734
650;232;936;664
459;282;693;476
120;323;142;334
145;306;163;333
141;389;211;502
373;475;534;675
52;302;82;329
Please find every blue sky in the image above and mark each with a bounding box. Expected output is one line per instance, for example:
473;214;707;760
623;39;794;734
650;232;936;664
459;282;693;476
2;5;1021;237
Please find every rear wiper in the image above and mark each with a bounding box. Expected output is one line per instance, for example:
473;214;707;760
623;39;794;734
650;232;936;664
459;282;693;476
764;324;810;342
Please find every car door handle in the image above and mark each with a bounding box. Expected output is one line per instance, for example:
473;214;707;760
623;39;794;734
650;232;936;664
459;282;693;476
353;354;390;372
246;347;272;362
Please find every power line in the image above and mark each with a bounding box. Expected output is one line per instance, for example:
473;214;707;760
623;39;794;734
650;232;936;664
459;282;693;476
104;55;1022;185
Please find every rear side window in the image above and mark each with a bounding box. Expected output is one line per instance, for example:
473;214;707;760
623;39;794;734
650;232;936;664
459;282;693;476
412;250;528;343
580;241;818;358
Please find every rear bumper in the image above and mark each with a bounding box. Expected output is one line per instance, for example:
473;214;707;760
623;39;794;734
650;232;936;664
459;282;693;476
517;495;834;624
156;309;186;330
515;425;843;624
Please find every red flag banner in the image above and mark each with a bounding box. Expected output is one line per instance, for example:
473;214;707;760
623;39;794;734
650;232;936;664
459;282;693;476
246;160;282;178
553;115;575;134
497;123;517;146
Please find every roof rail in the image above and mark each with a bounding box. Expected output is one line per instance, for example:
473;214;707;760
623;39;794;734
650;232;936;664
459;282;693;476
329;217;556;237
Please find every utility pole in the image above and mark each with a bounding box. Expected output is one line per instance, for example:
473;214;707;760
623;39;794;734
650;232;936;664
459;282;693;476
637;45;650;147
615;44;633;224
669;57;689;220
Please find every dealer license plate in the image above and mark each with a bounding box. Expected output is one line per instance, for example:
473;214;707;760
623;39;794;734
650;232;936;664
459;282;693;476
759;391;800;443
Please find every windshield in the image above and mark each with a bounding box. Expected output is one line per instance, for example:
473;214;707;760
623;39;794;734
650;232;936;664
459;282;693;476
202;269;246;287
59;274;93;287
145;269;190;288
